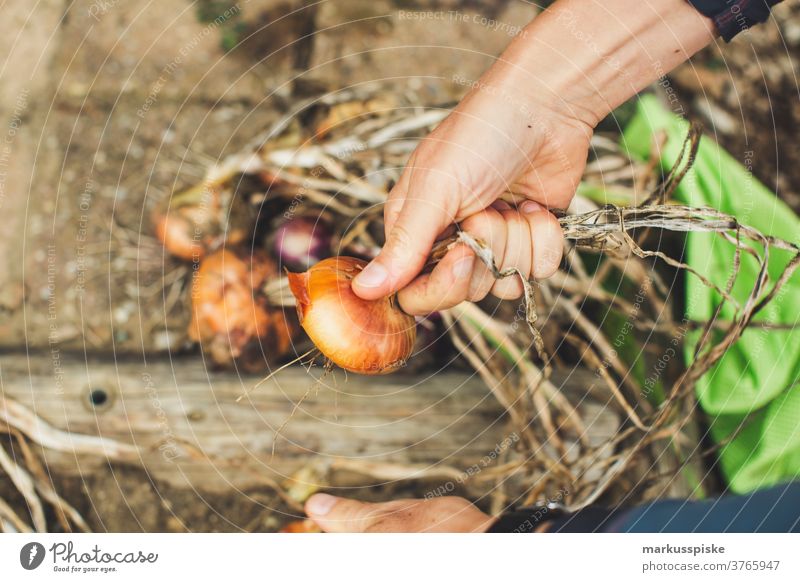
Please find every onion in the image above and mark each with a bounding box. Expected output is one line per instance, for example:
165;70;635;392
154;211;203;261
279;520;322;533
189;248;296;369
153;184;251;261
287;257;416;375
271;216;331;271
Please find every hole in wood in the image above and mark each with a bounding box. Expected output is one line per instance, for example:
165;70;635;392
85;386;114;412
89;388;108;407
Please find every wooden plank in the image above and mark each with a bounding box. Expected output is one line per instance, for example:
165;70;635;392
0;354;614;495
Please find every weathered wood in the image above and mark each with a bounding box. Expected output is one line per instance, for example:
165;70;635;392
0;354;614;495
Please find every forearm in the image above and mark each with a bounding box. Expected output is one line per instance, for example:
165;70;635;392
489;0;717;126
353;0;719;304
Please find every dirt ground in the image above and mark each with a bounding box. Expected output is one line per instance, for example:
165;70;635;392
1;0;798;531
0;465;450;532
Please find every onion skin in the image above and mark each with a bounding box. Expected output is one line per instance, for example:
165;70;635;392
189;248;296;369
154;211;204;261
153;185;250;261
271;216;331;271
287;257;416;375
279;519;322;533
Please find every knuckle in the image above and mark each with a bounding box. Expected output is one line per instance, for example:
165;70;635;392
461;207;503;240
427;282;462;312
510;178;543;201
401;270;457;314
491;279;523;300
460;212;491;236
535;185;574;209
385;223;426;267
463;209;506;252
513;175;575;211
383;197;403;224
499;209;528;235
403;280;433;311
387;222;414;250
531;215;564;277
405;170;460;217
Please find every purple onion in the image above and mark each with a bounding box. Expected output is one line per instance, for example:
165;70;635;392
272;216;331;271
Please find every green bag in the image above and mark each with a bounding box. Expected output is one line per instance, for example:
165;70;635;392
622;95;800;492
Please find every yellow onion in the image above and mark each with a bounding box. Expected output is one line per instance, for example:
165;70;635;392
287;257;416;375
153;210;203;261
153;183;251;261
278;519;322;533
189;248;297;370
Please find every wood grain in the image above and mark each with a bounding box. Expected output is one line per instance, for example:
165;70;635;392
0;354;614;495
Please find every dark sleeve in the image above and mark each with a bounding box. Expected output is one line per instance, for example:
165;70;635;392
486;505;629;533
487;482;800;533
687;0;783;41
613;481;800;533
548;507;627;532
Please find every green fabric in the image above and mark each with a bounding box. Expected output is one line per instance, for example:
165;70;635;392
621;95;800;493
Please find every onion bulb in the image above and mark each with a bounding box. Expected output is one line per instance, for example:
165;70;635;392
153;183;252;261
154;211;202;261
278;519;322;533
287;257;415;375
270;216;331;271
189;248;296;369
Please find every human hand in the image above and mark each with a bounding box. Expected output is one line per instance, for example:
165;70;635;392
352;69;591;315
304;493;495;533
352;0;715;315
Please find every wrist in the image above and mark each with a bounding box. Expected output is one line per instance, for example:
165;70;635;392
496;0;716;127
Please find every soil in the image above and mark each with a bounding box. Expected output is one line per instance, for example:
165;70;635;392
0;460;464;532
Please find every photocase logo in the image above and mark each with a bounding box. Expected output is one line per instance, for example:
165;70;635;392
19;542;46;570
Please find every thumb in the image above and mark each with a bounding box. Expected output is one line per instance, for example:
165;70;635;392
352;192;454;300
304;493;382;533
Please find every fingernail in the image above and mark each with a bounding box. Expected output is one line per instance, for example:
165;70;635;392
521;200;543;214
492;200;512;211
355;262;388;288
306;493;339;516
452;256;474;280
